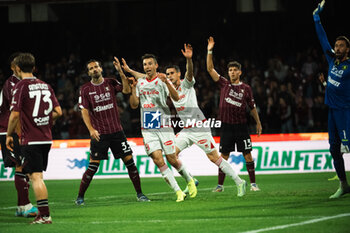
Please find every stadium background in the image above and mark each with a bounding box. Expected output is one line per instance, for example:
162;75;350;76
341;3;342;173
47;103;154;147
1;1;350;232
0;0;347;138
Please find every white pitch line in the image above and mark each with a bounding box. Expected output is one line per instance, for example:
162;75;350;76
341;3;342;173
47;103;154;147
1;214;348;227
240;213;350;233
0;187;216;210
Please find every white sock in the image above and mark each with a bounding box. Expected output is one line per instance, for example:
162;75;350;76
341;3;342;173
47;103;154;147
216;157;243;185
177;163;192;183
160;166;181;192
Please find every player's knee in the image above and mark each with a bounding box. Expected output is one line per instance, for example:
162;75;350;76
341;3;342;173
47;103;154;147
243;152;253;162
29;172;43;182
175;147;181;158
221;153;229;160
207;150;219;163
151;155;165;168
165;154;178;167
15;165;23;172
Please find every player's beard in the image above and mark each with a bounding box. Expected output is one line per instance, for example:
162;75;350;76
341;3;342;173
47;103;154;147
335;51;346;60
91;71;102;80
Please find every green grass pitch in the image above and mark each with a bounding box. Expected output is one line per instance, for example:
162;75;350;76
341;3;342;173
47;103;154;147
0;172;350;233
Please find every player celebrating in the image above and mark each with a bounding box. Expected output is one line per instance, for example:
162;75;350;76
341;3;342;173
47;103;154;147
313;0;350;198
75;58;149;205
206;37;262;192
127;54;197;202
0;53;38;217
7;53;62;224
166;44;247;197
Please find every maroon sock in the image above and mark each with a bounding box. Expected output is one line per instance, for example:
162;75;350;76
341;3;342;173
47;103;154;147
78;162;99;197
246;161;256;183
14;172;30;206
125;159;142;194
218;168;226;186
37;199;50;217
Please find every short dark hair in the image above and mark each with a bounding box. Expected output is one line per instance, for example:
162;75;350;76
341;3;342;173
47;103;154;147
14;53;35;73
227;61;242;70
141;53;158;64
336;36;350;48
165;65;181;73
8;52;22;66
86;59;102;71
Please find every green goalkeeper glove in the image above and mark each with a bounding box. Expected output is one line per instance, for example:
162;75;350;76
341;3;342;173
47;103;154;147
313;0;325;22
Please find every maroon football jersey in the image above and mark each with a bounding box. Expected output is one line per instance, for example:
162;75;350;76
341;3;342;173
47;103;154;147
79;78;123;134
217;76;256;124
11;77;60;145
0;75;21;134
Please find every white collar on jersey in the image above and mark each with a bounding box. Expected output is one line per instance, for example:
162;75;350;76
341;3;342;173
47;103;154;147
90;77;105;86
230;81;242;86
22;76;36;80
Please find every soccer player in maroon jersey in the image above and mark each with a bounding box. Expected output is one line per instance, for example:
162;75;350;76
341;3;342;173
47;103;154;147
75;58;149;205
0;53;38;218
6;53;62;224
206;37;262;192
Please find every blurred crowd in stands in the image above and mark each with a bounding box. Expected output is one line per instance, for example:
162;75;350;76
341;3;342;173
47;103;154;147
0;47;329;139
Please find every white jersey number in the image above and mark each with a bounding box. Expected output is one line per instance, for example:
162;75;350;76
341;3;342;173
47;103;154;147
29;90;53;117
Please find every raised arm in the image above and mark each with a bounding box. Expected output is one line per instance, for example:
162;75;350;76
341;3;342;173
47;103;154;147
129;78;140;109
181;44;194;82
121;58;145;80
158;73;179;101
313;0;333;64
206;36;220;82
114;56;131;94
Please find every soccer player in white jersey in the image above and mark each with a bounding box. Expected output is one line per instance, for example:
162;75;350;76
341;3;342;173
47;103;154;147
128;54;197;202
166;44;247;197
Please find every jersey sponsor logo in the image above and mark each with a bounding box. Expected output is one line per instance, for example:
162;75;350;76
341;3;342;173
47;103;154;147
143;110;161;129
330;66;344;78
143;103;156;108
225;97;242;107
93;103;114;112
176;106;185;111
164;140;173;146
197;139;208;144
229;89;243;100
140;90;159;96
94;92;111;103
34;116;50;126
328;76;341;87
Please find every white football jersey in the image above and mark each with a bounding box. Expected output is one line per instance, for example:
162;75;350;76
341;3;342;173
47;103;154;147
172;77;206;125
136;75;172;127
